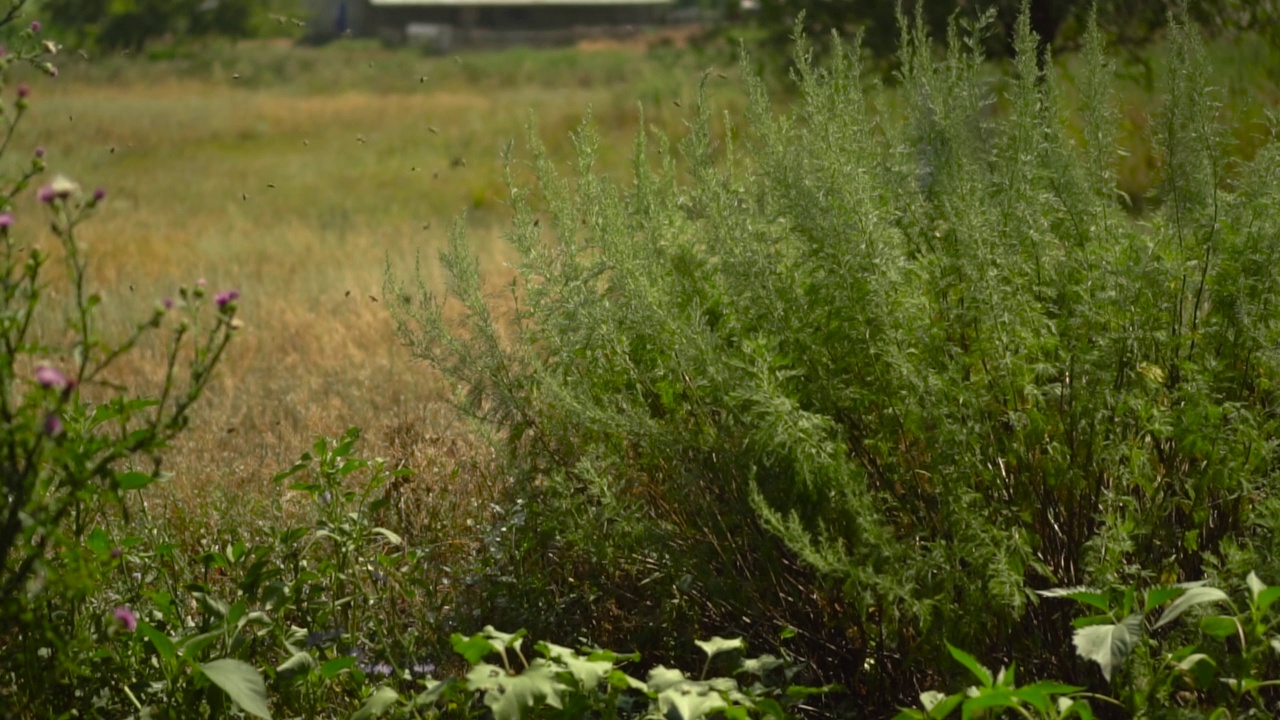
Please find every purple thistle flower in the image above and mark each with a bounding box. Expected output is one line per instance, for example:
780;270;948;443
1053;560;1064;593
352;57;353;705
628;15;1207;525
113;606;137;632
93;187;105;202
16;84;29;99
30;20;41;33
42;412;63;437
0;213;14;230
34;147;44;159
37;185;56;203
163;297;174;310
214;289;240;309
110;547;123;559
35;365;67;389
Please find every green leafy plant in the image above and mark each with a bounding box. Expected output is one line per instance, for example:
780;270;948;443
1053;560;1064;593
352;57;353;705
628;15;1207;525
389;0;1280;704
1042;571;1280;717
352;626;831;720
896;643;1094;720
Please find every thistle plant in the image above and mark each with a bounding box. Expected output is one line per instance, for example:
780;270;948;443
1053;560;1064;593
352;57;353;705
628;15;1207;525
0;0;240;707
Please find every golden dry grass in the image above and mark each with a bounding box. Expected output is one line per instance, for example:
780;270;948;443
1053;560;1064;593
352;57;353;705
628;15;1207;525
5;39;733;526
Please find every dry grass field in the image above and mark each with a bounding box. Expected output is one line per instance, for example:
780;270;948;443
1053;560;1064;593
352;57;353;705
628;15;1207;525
2;37;741;534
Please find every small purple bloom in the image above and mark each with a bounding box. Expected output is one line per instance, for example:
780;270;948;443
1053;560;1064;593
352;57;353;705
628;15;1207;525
411;662;437;677
93;187;105;202
214;289;240;309
34;147;44;159
110;547;123;559
365;662;394;677
113;606;137;632
16;84;28;99
37;185;56;203
30;20;41;33
35;365;67;389
163;297;174;310
42;412;63;437
0;213;14;230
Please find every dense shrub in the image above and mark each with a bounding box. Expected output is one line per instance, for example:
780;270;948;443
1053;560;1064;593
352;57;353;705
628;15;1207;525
389;2;1280;706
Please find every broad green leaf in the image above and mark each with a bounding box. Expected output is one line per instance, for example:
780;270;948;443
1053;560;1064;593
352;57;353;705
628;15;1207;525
660;688;728;720
200;658;272;720
1155;587;1229;629
695;636;745;660
481;626;526;653
962;688;1017;720
1200;615;1239;639
1073;613;1142;681
351;686;401;720
468;660;561;720
371;527;403;545
1248;572;1266;602
86;528;112;555
138;622;177;671
607;668;648;692
919;691;948;712
276;651;317;678
927;693;964;720
1037;587;1110;613
1175;653;1216;689
321;657;356;679
538;641;612;690
946;644;992;688
116;471;154;491
1058;698;1095;720
1145;586;1185;612
452;632;497;664
647;666;688;692
893;709;926;720
739;654;786;676
1257;587;1280;615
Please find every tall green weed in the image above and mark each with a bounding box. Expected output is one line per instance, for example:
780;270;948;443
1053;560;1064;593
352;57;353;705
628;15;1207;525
388;2;1280;701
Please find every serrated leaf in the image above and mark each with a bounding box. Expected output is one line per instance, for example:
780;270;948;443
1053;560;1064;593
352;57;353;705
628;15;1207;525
695;636;745;660
200;659;272;719
351;686;400;720
1155;587;1229;629
538;642;612;690
481;626;526;653
452;632;497;664
946;644;992;687
469;660;561;720
1073;614;1142;681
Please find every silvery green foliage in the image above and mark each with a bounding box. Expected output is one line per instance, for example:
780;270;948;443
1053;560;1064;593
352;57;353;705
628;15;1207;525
390;0;1280;678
